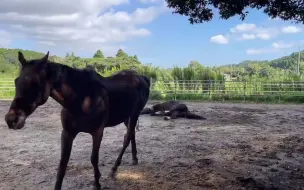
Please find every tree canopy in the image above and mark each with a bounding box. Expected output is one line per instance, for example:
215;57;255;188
165;0;304;24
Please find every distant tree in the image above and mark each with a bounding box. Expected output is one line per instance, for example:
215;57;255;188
165;0;304;24
116;49;128;58
259;68;269;77
189;61;203;70
93;49;104;58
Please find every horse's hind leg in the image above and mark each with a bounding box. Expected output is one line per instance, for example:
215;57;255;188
90;127;104;189
164;111;179;120
123;118;138;165
110;114;139;178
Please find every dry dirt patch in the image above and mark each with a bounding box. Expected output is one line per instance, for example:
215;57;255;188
0;100;304;190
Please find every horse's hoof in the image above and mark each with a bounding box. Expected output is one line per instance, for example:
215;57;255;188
109;171;117;180
91;181;101;190
93;184;101;190
132;159;138;165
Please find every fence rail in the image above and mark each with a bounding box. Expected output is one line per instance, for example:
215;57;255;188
1;79;304;101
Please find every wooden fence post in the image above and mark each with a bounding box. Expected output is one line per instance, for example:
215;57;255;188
243;80;246;101
174;80;177;100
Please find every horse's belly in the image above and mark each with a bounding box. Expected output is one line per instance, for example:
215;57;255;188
106;108;132;126
105;95;137;126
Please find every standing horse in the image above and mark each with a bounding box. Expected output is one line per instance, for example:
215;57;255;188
4;51;151;190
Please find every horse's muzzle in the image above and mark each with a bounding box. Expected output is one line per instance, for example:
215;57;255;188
5;110;26;130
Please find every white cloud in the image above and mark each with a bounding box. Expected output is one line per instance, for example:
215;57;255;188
246;48;278;55
281;26;301;33
230;23;279;41
0;30;12;47
0;0;167;55
38;41;56;46
230;23;256;33
256;33;271;40
139;0;163;3
246;49;263;55
272;41;295;49
209;35;228;44
251;27;278;40
241;33;255;40
246;41;296;55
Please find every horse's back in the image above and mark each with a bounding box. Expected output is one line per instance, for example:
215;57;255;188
102;70;150;125
172;103;188;112
159;100;180;110
152;101;188;113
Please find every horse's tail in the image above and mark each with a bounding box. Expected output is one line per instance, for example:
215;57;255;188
185;112;206;120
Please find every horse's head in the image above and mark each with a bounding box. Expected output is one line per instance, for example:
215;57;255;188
5;51;51;129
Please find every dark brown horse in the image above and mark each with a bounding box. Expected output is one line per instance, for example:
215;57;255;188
140;100;206;120
4;51;151;190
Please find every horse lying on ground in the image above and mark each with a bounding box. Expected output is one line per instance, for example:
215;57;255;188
4;51;150;190
140;100;206;120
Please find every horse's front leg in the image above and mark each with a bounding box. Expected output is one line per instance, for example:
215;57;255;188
90;127;104;189
54;129;76;190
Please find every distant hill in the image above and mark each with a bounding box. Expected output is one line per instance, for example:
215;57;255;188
220;50;304;72
0;48;53;74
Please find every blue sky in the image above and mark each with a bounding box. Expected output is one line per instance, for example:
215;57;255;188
125;8;303;68
1;0;303;68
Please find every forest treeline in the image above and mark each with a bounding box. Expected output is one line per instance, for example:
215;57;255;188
0;47;304;82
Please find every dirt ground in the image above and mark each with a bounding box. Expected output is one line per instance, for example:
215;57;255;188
1;99;304;190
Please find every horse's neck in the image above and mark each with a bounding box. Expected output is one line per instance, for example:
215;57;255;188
48;63;80;108
47;62;106;115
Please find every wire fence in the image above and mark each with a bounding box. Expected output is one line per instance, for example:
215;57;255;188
1;79;304;101
148;80;304;102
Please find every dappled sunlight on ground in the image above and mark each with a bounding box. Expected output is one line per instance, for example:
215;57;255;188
117;170;145;181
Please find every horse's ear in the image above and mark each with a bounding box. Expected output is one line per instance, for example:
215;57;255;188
36;51;49;71
41;51;49;63
18;51;27;66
